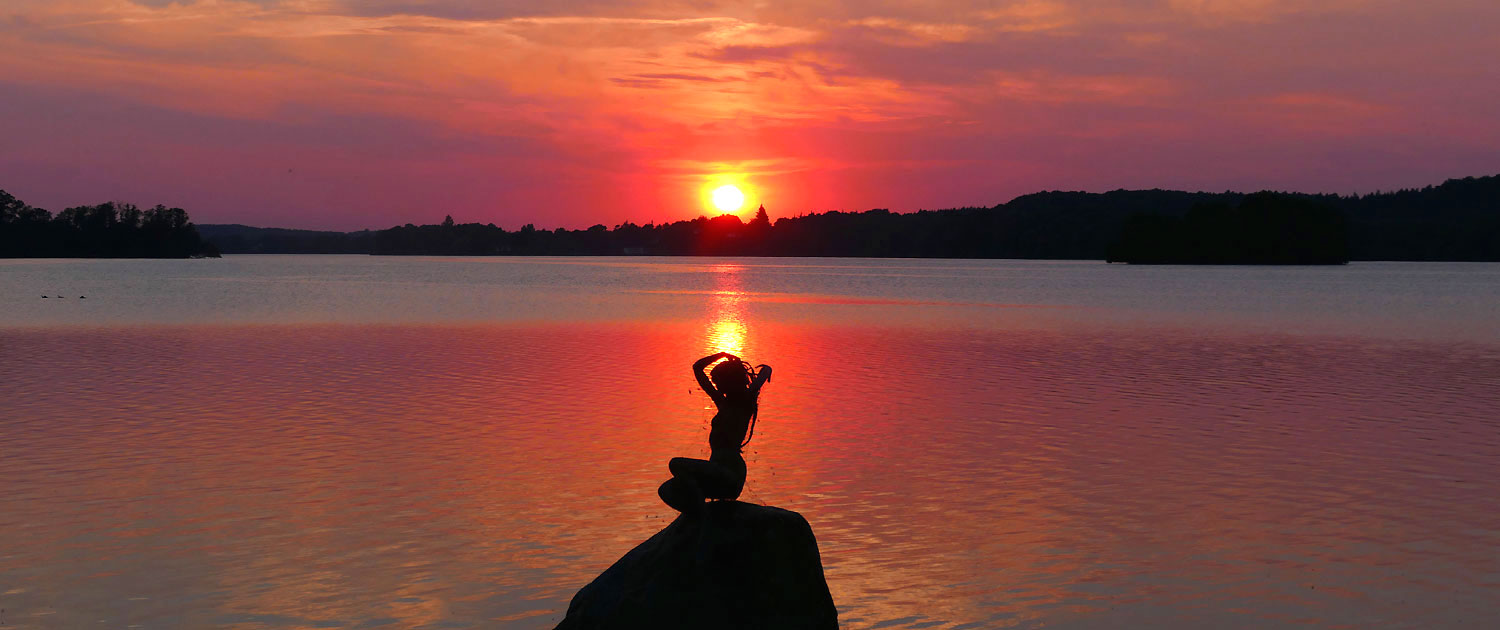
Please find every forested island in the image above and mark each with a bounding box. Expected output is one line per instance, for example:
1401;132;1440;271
202;174;1498;263
1;190;219;258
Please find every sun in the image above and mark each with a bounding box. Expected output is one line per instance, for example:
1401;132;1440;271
711;185;745;213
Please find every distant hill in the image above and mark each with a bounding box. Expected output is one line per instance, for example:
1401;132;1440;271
200;173;1497;261
1;190;219;258
197;224;373;254
1106;193;1349;264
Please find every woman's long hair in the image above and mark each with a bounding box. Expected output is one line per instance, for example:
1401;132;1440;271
710;359;765;448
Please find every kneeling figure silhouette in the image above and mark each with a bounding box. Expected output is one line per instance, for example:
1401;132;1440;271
658;352;769;513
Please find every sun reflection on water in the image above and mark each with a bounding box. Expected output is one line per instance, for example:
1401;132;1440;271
705;263;748;355
708;318;747;355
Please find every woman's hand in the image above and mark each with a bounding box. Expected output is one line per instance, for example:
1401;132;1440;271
699;351;737;363
751;364;773;391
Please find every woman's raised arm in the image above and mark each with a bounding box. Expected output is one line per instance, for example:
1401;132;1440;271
692;352;737;403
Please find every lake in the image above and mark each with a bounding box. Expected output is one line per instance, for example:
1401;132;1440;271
2;256;1498;629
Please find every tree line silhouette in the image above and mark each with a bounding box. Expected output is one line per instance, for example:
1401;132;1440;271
322;175;1491;261
10;174;1494;261
1;190;219;258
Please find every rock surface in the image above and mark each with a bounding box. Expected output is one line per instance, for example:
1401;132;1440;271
554;501;838;630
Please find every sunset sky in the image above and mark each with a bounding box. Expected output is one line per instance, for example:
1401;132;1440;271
2;0;1497;230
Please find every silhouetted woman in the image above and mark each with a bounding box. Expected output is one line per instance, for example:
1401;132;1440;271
658;351;772;513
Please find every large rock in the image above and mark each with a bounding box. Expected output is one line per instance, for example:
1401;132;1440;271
555;501;838;630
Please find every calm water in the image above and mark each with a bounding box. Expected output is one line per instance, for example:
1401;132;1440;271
2;256;1498;629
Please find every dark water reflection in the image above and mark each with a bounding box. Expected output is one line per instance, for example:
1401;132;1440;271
3;323;1497;629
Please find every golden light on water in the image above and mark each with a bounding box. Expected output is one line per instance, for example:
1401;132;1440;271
706;263;748;355
709;319;747;356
